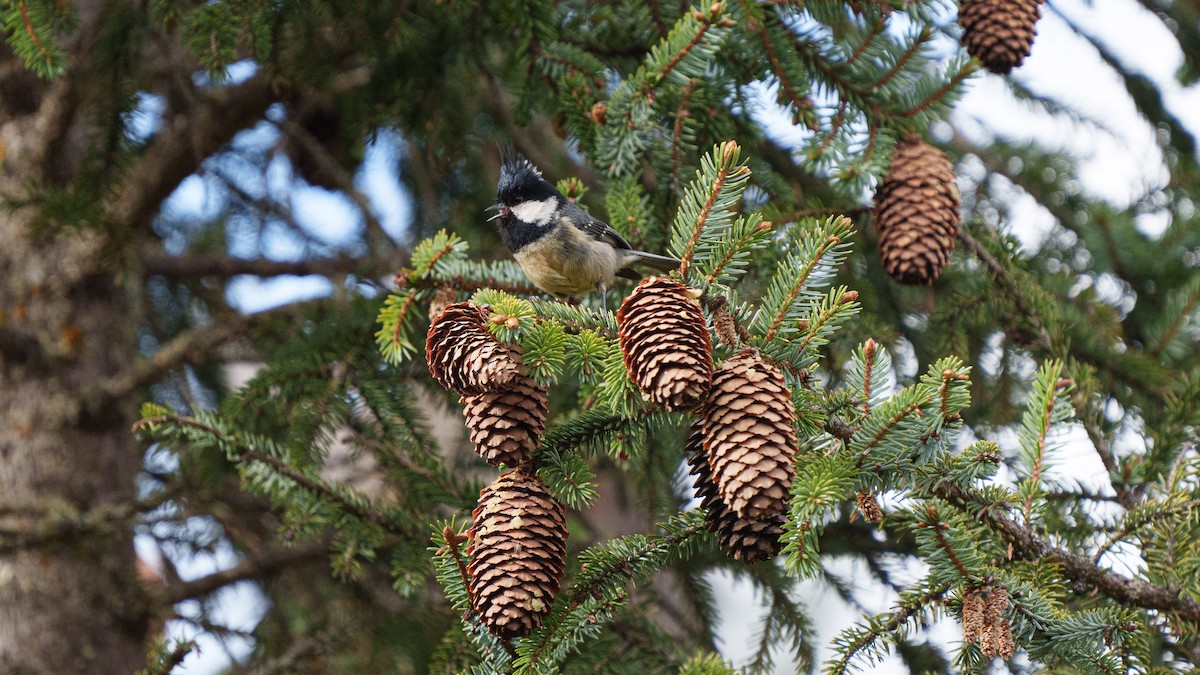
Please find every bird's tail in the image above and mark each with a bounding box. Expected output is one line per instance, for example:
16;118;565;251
627;249;681;273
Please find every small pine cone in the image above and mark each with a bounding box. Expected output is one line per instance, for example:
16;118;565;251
958;0;1043;75
427;286;460;322
701;352;797;521
996;618;1015;659
460;372;548;468
961;587;986;645
468;470;568;640
978;622;998;657
685;423;784;564
617;276;713;412
874;138;960;285
983;585;1009;629
856;489;883;523
426;302;520;395
713;301;740;349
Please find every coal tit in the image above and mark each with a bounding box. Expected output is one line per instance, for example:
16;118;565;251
489;148;679;303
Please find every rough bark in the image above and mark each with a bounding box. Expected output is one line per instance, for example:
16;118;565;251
0;4;271;669
0;87;146;674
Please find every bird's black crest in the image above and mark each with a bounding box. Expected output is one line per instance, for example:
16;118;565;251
497;145;553;205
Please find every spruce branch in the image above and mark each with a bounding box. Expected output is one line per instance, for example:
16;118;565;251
756;216;853;342
901;59;976;118
1093;498;1200;565
736;1;813;128
935;482;1200;622
871;26;930;93
673;140;750;276
133;413;417;539
1019;362;1071;527
826;581;952;675
670;78;700;192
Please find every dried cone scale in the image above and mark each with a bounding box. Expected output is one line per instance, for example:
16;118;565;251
617;276;713;412
701;352;797;521
460;371;548;468
685;423;784;563
426;301;520;395
468;470;568;640
958;0;1043;75
874;138;960;285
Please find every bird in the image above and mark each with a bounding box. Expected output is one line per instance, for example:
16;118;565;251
488;147;679;306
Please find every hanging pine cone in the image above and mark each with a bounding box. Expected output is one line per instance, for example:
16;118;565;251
701;352;797;521
427;286;460;322
468;470;568;640
426;301;520;395
617;276;713;412
958;0;1043;75
460;371;548;468
685;423;784;563
874;138;960;285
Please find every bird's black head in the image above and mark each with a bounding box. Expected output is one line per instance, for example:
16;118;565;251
496;147;558;209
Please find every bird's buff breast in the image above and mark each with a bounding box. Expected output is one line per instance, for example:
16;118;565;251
513;223;621;297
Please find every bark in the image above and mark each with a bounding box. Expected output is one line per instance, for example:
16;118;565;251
0;3;272;670
0;94;146;675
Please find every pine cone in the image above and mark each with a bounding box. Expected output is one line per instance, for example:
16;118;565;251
426;301;520;395
468;470;568;640
701;352;797;521
958;0;1043;75
461;371;548;468
856;489;883;523
617;276;713;412
874;138;960;285
427;286;460;322
685;423;784;563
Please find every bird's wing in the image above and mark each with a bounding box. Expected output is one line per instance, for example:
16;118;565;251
560;201;632;250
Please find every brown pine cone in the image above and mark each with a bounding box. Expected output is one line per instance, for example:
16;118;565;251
427;286;460;322
617;276;713;412
461;371;548;468
468;470;568;640
701;352;797;521
874;138;960;285
856;489;884;523
959;0;1043;75
685;423;784;563
426;301;520;395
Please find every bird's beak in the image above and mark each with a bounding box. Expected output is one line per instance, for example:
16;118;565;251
486;204;508;222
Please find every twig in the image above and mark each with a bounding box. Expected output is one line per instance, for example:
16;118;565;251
154;539;329;605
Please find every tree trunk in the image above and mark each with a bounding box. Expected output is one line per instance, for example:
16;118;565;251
0;41;146;675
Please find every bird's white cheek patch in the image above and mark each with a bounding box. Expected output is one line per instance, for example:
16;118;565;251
511;198;557;226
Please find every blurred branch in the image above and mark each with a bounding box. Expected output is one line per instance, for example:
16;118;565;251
956;228;1053;350
154;539;330;606
110;76;275;231
275;116;394;249
140;249;373;280
94;313;255;404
